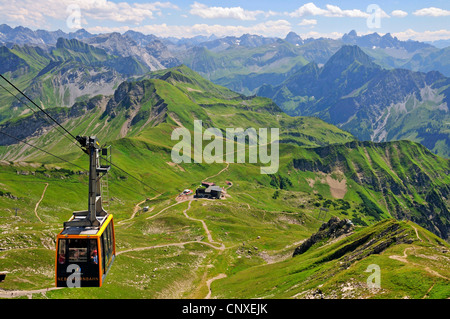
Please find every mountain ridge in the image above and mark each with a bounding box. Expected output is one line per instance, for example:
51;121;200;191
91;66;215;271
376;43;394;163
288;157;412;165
258;45;450;158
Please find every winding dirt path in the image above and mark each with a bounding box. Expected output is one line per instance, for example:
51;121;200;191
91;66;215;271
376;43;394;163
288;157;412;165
34;183;48;223
388;223;449;290
131;199;148;219
205;273;227;299
182;200;225;250
117;193;162;225
410;224;423;242
117;240;225;256
202;162;229;182
146;200;184;220
131;194;162;219
389;247;449;281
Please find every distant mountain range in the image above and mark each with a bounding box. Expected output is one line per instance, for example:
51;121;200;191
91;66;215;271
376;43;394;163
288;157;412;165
0;24;449;159
258;45;450;157
1;24;450;78
0;24;93;46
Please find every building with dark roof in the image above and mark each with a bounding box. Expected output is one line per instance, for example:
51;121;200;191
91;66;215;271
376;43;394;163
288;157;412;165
195;185;222;199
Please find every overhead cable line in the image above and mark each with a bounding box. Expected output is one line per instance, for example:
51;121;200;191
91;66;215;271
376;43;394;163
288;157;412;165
99;155;160;195
0;82;84;152
0;74;79;142
0;130;86;171
0;74;163;196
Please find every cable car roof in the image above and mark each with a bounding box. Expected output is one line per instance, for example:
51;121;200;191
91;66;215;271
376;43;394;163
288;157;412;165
61;227;101;236
60;215;111;236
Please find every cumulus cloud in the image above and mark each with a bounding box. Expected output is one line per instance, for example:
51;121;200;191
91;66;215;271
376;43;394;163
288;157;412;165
391;10;408;18
413;7;450;17
189;2;264;21
298;19;317;26
290;3;328;17
324;4;370;18
289;2;389;18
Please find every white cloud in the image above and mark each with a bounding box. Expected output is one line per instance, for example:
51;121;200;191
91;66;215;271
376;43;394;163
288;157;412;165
325;4;369;18
0;0;179;28
189;2;264;21
298;19;317;26
413;7;450;17
290;3;328;17
289;2;389;19
391;10;408;18
265;10;281;18
88;20;292;38
392;29;450;41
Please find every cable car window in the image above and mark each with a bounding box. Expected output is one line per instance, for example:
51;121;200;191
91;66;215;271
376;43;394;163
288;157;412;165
106;224;112;257
58;239;67;264
68;239;88;263
89;239;98;265
102;233;109;270
105;223;113;266
101;234;106;274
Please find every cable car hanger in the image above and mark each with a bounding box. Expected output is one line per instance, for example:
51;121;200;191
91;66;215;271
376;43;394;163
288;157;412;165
64;136;110;229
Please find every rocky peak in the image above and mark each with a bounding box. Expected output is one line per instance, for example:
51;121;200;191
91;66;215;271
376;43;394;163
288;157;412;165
341;30;358;43
285;31;303;45
293;216;354;257
322;45;380;73
68;28;92;40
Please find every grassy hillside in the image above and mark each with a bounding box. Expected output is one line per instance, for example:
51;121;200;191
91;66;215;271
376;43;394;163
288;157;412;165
0;65;448;299
213;218;450;299
289;140;450;239
1;157;448;299
0;65;354;162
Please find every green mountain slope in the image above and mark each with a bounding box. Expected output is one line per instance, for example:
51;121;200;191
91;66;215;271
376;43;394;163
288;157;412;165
0;39;149;124
290;140;450;239
0;65;355;161
403;46;450;77
213;218;450;299
0;65;448;299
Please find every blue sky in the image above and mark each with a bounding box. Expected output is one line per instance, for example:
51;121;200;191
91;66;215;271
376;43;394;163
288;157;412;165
1;1;450;41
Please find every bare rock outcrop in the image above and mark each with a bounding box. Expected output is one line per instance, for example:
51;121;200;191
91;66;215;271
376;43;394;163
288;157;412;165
293;216;354;257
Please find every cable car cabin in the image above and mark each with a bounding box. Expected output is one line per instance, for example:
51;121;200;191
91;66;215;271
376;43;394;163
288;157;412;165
55;214;115;287
55;135;114;287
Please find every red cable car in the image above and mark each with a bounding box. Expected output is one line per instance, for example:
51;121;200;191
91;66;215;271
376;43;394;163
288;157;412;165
55;136;115;287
